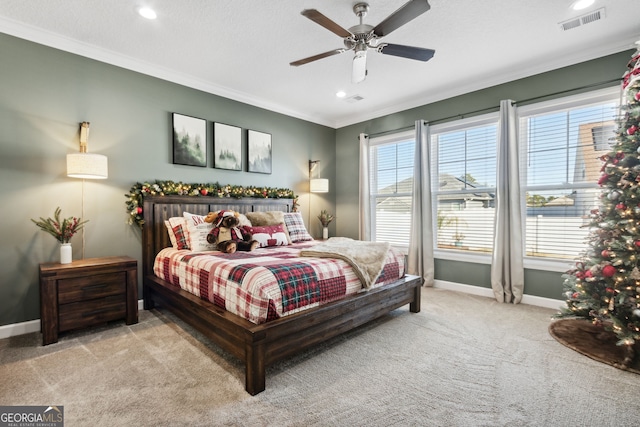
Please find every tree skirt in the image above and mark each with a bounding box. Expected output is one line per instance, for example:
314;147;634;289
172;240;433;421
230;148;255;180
549;319;640;374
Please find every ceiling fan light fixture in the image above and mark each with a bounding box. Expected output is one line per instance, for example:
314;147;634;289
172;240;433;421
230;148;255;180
352;52;367;83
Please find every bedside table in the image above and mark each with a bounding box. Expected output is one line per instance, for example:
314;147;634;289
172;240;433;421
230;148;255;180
39;256;138;345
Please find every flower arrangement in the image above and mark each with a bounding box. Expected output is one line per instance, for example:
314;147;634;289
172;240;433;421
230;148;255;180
125;180;298;229
317;209;335;227
31;207;87;243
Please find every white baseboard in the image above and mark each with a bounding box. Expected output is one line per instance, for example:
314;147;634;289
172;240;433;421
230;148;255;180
0;319;41;340
1;289;562;340
433;280;564;310
0;300;147;340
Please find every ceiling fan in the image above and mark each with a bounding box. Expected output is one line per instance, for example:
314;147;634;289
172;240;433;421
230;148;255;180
290;0;435;84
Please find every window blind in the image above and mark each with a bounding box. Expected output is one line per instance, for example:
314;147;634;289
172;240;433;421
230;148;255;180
369;130;415;247
432;114;498;253
518;88;619;260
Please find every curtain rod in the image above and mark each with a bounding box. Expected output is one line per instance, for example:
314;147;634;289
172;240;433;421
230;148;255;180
367;77;622;138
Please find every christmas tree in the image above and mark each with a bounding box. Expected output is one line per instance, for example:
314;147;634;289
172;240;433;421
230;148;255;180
559;43;640;368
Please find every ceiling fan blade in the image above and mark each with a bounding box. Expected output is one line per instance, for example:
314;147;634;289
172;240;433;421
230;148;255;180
290;49;346;67
372;0;431;37
378;44;435;61
301;9;352;38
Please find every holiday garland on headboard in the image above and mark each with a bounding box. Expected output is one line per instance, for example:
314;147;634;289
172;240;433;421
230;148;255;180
125;180;297;229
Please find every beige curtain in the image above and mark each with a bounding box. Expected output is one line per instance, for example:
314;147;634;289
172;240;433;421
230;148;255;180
407;120;434;285
358;133;370;241
491;100;524;303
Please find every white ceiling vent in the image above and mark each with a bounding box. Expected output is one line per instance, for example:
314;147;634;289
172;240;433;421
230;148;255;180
559;7;605;31
344;95;364;103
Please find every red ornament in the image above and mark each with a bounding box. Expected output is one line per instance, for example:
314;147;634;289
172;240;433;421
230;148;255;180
635;92;640;102
585;270;593;278
616;203;626;210
572;292;580;299
628;125;638;135
601;250;610;258
598;174;609;185
136;207;143;215
602;265;617;277
200;189;208;196
634;240;640;248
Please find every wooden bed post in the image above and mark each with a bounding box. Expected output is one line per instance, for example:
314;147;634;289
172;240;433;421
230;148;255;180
410;284;421;313
245;334;266;395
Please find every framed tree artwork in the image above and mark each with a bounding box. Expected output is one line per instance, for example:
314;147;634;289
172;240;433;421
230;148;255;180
213;122;242;171
172;113;207;167
247;130;272;174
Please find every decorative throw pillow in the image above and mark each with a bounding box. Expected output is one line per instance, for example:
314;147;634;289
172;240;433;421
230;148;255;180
245;211;292;244
243;224;289;248
283;212;314;242
164;217;190;250
183;212;217;252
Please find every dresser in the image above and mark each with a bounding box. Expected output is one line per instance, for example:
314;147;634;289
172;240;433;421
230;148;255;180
39;256;138;345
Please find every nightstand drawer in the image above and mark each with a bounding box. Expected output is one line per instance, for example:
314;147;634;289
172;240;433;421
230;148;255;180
58;295;126;332
58;272;126;304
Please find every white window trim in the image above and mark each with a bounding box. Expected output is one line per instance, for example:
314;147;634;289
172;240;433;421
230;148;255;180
517;86;619;116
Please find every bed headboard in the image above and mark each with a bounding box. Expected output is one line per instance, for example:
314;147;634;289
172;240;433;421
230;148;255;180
141;195;294;277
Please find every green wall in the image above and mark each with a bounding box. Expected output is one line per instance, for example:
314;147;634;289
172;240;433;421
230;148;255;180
335;49;634;301
0;28;633;328
0;33;336;327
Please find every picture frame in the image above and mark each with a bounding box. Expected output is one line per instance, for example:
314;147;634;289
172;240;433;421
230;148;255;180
213;122;242;171
172;113;207;167
247;130;272;174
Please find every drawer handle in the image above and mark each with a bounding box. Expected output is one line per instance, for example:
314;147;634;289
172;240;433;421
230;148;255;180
81;284;108;291
82;308;111;317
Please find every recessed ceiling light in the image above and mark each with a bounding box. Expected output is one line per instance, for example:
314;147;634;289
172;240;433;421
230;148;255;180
336;91;346;98
571;0;595;10
138;7;157;20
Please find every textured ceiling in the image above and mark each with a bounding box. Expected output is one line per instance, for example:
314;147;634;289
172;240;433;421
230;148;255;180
0;0;638;128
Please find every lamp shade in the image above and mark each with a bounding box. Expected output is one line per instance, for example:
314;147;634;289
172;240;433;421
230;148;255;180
310;178;329;193
67;153;108;179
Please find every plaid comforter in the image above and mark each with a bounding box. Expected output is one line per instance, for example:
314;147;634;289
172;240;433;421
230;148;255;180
153;241;405;324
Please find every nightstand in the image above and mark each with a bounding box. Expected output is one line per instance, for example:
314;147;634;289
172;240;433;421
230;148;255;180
39;256;138;345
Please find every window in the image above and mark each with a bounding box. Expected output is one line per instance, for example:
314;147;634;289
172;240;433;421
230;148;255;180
518;88;618;261
369;130;415;248
431;114;498;254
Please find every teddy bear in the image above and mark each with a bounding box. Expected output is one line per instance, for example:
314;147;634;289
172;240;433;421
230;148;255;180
205;210;259;253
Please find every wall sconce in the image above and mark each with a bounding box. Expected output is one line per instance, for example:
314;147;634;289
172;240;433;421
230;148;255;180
67;122;108;179
309;160;329;193
66;122;109;259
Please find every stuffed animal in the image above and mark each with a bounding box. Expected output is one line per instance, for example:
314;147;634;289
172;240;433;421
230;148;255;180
205;210;259;253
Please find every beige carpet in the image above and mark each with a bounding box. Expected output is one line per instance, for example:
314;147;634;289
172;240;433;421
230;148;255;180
1;288;638;426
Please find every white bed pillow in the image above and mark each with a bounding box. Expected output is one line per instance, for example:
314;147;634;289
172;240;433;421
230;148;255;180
283;212;314;242
183;212;217;251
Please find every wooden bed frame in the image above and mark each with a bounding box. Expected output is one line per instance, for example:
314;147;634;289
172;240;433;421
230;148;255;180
141;195;422;395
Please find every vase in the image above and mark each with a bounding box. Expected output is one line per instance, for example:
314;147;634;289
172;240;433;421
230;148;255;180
60;243;72;264
322;227;328;240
